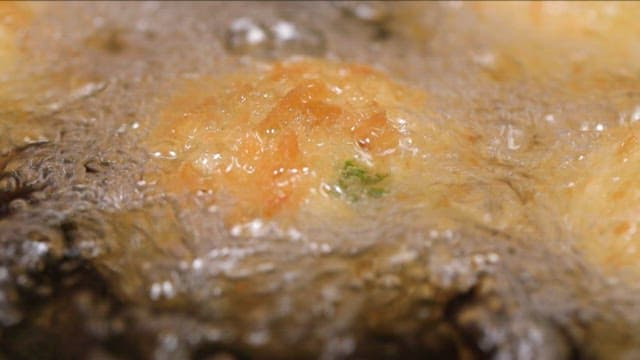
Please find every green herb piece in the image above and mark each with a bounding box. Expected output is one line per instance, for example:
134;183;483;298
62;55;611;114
334;159;389;201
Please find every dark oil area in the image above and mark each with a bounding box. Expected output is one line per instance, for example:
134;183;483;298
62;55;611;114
2;2;640;359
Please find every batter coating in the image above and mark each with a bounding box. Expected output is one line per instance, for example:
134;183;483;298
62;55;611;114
144;59;431;222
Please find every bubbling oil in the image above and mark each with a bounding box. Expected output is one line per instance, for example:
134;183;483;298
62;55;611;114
5;2;640;357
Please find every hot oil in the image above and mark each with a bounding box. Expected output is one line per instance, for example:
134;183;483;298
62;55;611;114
4;2;640;358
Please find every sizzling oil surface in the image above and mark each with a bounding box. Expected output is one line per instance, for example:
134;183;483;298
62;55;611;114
3;1;640;359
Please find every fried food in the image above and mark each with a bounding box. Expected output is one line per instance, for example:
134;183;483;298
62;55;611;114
144;59;423;221
144;59;443;227
557;124;640;277
4;2;640;359
0;2;36;71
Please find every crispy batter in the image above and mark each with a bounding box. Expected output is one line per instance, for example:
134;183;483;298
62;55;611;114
144;59;428;222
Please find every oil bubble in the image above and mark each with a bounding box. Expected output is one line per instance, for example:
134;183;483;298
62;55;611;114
270;20;326;57
224;18;270;56
224;17;325;58
334;1;390;23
